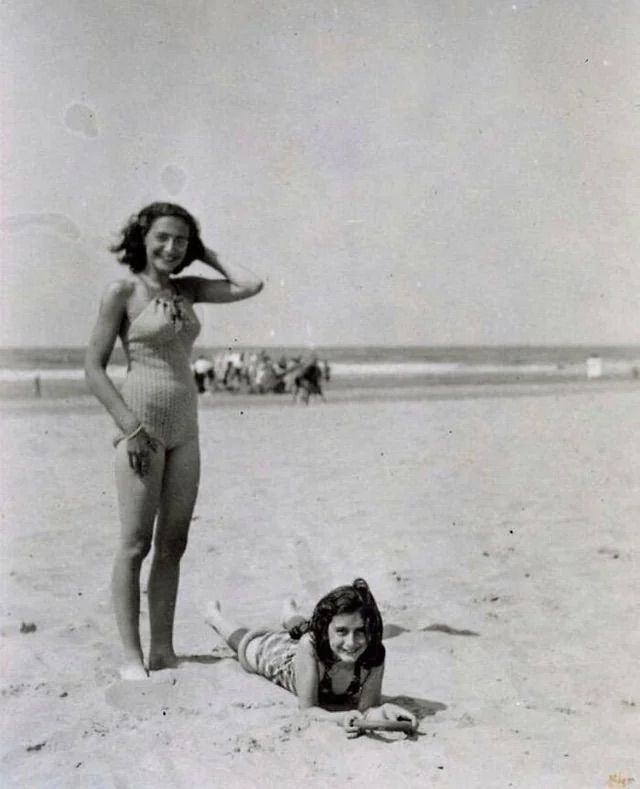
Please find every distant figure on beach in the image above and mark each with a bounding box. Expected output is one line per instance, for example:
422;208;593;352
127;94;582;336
85;202;263;680
192;354;214;393
293;356;325;404
205;578;417;737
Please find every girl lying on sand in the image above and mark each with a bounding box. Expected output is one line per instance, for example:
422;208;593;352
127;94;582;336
206;578;417;737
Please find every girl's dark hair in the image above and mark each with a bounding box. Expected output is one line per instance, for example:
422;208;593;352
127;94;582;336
289;578;385;669
110;202;205;273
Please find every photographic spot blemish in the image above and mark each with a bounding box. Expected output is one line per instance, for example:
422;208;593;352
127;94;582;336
161;165;187;195
64;103;99;138
0;213;81;241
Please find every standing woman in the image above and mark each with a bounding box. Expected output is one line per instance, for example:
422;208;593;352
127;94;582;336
85;203;263;679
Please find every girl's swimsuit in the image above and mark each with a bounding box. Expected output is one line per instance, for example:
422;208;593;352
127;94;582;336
115;285;201;450
236;629;368;706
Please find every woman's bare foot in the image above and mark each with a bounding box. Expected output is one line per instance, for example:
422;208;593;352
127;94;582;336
147;650;179;671
281;598;306;630
119;656;149;680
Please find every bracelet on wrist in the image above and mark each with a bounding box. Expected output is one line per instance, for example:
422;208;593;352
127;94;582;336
124;424;144;441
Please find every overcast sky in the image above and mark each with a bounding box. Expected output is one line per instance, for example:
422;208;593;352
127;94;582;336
1;0;638;348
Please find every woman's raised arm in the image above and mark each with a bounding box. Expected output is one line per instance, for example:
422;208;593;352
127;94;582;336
182;247;263;303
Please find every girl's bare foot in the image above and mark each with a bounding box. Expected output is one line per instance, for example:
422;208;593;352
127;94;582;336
205;600;224;632
205;600;241;642
281;598;305;630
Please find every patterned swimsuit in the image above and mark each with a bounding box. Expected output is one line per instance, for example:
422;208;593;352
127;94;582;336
116;284;201;450
237;629;368;707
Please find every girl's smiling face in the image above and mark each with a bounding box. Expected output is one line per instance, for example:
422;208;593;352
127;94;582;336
144;216;190;274
327;611;368;664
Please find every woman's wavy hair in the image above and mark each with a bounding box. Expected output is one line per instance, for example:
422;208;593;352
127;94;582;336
289;578;385;669
110;202;205;274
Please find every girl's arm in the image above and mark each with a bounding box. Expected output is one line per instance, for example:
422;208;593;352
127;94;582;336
84;281;158;475
356;663;384;711
358;661;417;729
293;636;373;738
179;247;263;304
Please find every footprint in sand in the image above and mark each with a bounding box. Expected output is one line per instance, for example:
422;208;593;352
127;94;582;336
390;570;410;586
104;674;213;715
292;537;332;601
64;102;99;138
598;546;622;559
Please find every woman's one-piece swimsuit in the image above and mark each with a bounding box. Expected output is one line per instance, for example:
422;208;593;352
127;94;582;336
237;630;367;706
116;287;201;450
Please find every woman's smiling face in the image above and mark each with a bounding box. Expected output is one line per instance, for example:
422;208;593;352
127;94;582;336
144;216;190;274
327;611;368;664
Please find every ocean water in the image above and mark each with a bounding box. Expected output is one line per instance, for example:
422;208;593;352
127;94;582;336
2;344;640;371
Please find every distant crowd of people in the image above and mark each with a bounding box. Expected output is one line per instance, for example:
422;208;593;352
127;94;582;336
191;350;330;402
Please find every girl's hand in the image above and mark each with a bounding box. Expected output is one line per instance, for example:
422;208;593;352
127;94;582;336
379;703;418;731
127;429;158;476
342;710;364;739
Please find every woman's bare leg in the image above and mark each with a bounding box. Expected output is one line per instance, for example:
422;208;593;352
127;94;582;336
113;441;165;679
147;437;200;670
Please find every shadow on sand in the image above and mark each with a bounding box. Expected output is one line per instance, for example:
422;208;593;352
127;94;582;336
383;694;447;720
177;653;228;665
420;623;480;637
382;623;410;639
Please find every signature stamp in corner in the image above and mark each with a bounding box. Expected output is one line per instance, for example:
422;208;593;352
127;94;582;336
607;774;635;788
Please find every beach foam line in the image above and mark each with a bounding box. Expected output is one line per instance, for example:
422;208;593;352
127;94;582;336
330;361;569;376
0;362;557;382
0;366;127;382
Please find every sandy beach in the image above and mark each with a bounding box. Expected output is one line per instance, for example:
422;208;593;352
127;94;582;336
1;384;638;788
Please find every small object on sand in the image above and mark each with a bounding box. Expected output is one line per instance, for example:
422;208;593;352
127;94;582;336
354;718;416;734
20;622;37;634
